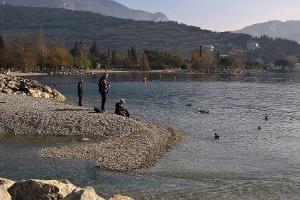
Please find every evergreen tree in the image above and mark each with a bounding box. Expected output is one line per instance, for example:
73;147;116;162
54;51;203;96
90;41;100;69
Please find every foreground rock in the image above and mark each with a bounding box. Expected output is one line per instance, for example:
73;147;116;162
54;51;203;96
2;178;132;200
0;74;65;101
0;94;182;171
64;187;105;200
0;178;15;200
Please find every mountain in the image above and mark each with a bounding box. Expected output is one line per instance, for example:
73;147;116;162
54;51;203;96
1;5;300;63
236;20;300;43
5;0;168;22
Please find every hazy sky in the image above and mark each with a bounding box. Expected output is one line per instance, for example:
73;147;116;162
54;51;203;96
115;0;300;31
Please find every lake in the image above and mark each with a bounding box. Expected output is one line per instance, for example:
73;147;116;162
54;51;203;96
1;72;300;199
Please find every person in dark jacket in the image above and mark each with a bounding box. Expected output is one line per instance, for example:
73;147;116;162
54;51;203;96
115;99;130;117
98;73;110;113
19;81;31;95
77;79;83;106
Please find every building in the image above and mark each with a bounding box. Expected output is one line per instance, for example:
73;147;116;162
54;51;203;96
247;42;260;51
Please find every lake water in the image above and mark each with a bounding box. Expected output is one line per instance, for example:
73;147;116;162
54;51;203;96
1;72;300;199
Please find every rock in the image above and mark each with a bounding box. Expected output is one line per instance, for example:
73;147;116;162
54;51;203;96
53;89;66;101
30;90;43;98
81;138;91;142
63;187;105;200
42;86;53;94
0;178;15;200
8;179;77;200
109;195;135;200
0;82;6;89
7;81;18;90
2;88;13;94
0;74;65;101
41;92;51;99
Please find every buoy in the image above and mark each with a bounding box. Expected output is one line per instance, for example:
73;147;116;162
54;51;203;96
215;133;220;140
265;116;268;121
143;77;147;83
258;126;261;130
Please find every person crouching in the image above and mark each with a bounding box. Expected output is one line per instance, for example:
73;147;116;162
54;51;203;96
115;99;130;118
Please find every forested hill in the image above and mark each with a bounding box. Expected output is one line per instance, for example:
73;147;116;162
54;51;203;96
1;5;300;63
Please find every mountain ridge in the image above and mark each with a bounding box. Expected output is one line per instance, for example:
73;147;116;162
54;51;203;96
5;0;168;22
2;5;300;63
236;20;300;43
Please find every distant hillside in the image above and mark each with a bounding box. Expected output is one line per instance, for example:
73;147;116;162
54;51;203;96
1;5;300;63
6;0;168;22
236;20;300;43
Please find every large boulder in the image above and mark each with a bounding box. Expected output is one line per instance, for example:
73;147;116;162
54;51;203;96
0;178;15;200
109;195;135;200
52;89;66;101
63;187;105;200
8;179;77;200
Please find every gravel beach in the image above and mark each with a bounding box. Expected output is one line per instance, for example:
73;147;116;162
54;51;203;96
0;93;182;171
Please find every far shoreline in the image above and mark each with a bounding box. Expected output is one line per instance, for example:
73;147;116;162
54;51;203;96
7;69;268;77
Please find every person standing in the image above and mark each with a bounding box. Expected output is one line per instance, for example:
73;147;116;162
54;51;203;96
98;73;110;113
77;79;83;106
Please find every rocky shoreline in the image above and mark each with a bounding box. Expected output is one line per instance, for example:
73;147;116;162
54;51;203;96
0;177;133;200
0;74;65;101
0;93;182;171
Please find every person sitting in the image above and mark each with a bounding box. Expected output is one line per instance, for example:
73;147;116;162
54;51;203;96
115;99;130;118
19;81;31;95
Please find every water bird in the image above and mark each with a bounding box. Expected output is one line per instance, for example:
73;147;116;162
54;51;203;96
265;116;268;121
215;133;220;139
199;109;209;114
186;103;192;107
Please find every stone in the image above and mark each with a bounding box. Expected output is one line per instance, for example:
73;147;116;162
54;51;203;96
0;178;15;200
2;88;13;94
81;138;91;142
53;89;66;101
7;81;18;90
30;90;43;98
63;187;105;200
8;179;77;200
42;86;53;94
109;195;135;200
41;92;51;99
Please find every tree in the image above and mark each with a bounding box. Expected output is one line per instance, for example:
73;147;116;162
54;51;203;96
45;45;73;70
90;41;100;69
286;55;298;67
71;41;90;68
33;24;46;68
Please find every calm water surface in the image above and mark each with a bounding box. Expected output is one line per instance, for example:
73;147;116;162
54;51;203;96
1;72;300;199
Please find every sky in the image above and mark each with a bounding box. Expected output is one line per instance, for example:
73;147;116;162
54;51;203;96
115;0;300;31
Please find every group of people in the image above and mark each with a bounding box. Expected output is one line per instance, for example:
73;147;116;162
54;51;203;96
77;73;130;118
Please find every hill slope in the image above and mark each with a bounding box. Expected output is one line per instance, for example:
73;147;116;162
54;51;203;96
236;20;300;43
1;5;300;63
6;0;168;22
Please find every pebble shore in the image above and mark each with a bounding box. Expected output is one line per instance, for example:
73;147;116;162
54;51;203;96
0;93;182;171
